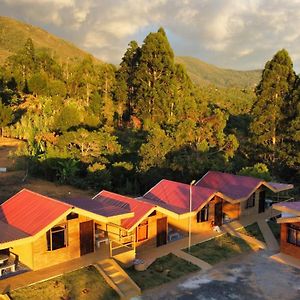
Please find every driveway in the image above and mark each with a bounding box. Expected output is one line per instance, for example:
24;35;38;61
141;250;300;300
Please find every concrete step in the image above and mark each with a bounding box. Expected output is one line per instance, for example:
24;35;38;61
94;259;141;300
258;219;279;251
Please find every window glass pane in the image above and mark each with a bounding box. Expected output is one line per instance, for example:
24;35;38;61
52;230;66;250
287;227;296;245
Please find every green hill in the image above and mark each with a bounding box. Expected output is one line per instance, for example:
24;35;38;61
175;56;261;88
0;16;100;64
0;16;260;88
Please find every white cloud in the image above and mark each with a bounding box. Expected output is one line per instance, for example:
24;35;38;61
1;0;300;70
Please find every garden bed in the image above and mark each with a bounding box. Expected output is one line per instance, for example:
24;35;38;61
183;233;253;265
10;266;119;300
125;253;200;290
237;222;265;242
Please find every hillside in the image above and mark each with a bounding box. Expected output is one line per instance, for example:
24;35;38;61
175;56;261;88
0;16;260;88
0;16;100;64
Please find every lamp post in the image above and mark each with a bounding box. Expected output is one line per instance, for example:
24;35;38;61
188;180;196;252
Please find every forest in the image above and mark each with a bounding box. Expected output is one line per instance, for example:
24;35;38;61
0;27;299;195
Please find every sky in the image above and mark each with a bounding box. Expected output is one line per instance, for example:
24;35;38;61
1;0;300;71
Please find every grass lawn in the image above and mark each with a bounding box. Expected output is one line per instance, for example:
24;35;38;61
10;266;119;300
125;253;200;290
184;233;253;265
237;222;265;242
267;219;281;242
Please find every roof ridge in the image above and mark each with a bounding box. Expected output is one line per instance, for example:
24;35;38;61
3;188;72;208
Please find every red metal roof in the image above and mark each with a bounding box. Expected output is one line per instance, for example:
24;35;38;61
94;191;155;230
63;197;130;217
0;189;71;236
273;201;300;215
0;220;30;244
143;179;216;214
196;171;293;201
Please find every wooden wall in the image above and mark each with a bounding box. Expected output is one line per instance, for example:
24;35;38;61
223;201;240;220
134;211;166;248
239;187;262;217
30;215;93;270
280;223;300;259
167;196;222;233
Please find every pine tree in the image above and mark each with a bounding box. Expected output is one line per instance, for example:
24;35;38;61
134;27;177;123
115;41;141;120
250;49;296;163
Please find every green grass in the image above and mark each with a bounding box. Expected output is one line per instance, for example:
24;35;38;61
267;219;281;242
237;222;265;242
10;266;119;300
184;233;253;265
125;253;200;290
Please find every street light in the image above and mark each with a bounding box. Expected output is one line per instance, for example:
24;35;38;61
188;180;196;252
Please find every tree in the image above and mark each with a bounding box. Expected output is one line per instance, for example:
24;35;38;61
114;40;141;120
139;124;173;171
0;101;13;136
134;28;177;122
238;163;272;181
250;49;296;163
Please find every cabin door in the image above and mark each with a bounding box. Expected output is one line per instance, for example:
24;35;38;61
156;217;167;247
214;202;223;226
258;191;266;213
80;220;94;256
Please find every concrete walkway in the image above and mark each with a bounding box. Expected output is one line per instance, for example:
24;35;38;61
172;249;212;270
258;219;279;251
138;208;279;270
270;253;300;270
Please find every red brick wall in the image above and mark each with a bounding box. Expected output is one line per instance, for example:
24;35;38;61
280;222;300;259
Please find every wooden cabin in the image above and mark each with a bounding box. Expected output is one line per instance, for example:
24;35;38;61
273;202;300;260
0;171;293;278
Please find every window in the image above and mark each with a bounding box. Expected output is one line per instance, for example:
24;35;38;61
246;194;255;209
287;224;300;247
47;224;67;251
136;221;148;242
197;205;209;223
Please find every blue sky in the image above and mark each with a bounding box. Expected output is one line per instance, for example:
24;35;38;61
1;0;300;71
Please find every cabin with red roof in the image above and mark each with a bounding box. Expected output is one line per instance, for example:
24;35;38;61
0;172;293;278
196;171;293;224
273;202;300;260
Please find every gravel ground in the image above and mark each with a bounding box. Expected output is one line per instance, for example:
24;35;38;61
140;250;300;300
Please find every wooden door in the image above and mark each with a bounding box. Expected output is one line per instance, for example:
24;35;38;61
80;220;94;256
156;217;167;247
259;191;266;213
214;202;223;226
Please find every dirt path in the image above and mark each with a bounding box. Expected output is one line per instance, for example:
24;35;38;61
0;137;94;202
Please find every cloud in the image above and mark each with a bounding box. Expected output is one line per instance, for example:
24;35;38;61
1;0;300;71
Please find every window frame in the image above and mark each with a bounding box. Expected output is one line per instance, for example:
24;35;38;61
246;194;255;209
47;224;68;251
287;224;300;247
197;204;209;223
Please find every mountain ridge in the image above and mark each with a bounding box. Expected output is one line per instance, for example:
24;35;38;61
0;16;261;87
